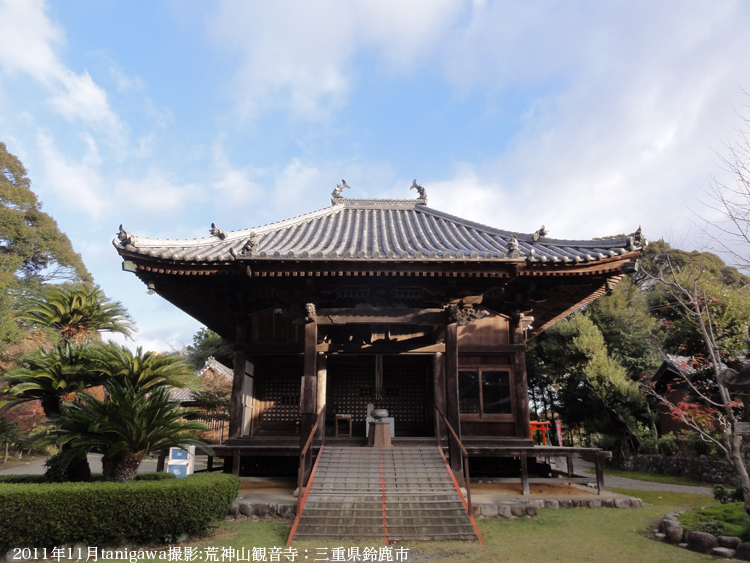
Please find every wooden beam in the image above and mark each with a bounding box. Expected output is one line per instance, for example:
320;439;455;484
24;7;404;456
317;308;445;325
228;320;247;439
242;342;523;355
244;343;304;356
318;342;444;354
458;344;526;354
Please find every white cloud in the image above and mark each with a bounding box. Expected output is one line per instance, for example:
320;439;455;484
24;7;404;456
37;132;108;217
114;172;203;217
421;2;750;245
0;0;122;132
210;145;264;225
208;0;463;119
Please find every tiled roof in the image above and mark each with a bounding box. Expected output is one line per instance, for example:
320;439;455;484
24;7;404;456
115;197;646;265
169;356;232;402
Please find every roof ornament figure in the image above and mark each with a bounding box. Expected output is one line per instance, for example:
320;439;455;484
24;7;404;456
632;225;646;247
410;179;427;201
210;223;227;240
446;303;489;326
332;179;350;200
533;225;549;241
507;234;521;258
245;231;259;253
117;224;133;246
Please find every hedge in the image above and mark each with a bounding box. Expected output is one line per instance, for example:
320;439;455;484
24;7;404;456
0;472;177;484
0;473;240;548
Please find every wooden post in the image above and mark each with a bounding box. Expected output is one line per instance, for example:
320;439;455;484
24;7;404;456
434;352;447;443
567;455;574;478
595;453;605;495
156;450;166;472
511;316;531;441
520;453;530;495
316;353;327;440
229;320;247;439
207;456;214;472
445;322;462;475
299;318;318;480
232;449;241;477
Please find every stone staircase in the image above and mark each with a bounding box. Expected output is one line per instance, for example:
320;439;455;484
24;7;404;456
292;446;479;542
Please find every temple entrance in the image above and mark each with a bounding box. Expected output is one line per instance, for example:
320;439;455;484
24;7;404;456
327;355;434;437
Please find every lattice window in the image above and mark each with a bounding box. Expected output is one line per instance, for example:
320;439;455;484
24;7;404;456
331;363;374;421
258;375;300;423
380;362;426;423
329;358;429;423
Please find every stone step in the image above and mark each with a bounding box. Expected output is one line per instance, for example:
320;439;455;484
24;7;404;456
293;446;478;542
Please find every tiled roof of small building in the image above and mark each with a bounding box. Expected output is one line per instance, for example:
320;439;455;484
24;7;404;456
115;196;646;264
169;356;232;403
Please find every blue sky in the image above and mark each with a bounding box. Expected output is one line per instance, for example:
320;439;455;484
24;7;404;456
1;0;749;351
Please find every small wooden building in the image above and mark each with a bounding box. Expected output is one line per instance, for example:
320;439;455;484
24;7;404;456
114;186;645;480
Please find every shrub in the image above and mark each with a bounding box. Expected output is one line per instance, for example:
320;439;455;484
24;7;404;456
696;520;728;536
679;502;750;540
682;430;718;456
0;472;176;484
713;483;745;504
594;434;618;452
657;433;679;456
638;436;658;455
0;473;238;548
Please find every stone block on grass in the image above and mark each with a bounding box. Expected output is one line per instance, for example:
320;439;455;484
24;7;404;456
686;531;718;553
719;536;742;549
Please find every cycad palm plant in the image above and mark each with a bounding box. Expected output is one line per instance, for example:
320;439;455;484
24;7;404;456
17;285;134;344
88;344;199;391
1;341;101;417
52;381;209;482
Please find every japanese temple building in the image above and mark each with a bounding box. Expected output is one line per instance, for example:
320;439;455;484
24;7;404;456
114;184;645;485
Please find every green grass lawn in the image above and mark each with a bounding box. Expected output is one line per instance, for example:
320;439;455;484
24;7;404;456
585;467;712;488
168;489;719;563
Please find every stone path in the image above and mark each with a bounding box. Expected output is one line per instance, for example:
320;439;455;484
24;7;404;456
556;455;714;496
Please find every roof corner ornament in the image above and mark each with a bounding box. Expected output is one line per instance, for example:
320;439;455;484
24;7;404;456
446;303;489;326
410;179;428;202
332;179;350;203
507;234;521;258
533;225;549;241
631;225;647;247
117;224;133;246
210;223;227;240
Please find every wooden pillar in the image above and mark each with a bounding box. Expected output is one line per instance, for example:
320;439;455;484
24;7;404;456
445;323;462;475
433;352;447;442
156;450;166;472
595;453;605;495
232;449;241;477
316;353;327;440
228;319;247;477
511;316;531;441
520;453;530;495
299;318;318;479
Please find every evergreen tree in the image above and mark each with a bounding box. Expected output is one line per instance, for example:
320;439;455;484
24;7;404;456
0;142;91;349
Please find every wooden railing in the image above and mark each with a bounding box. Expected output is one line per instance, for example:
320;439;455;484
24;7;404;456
297;405;326;509
435;406;472;517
